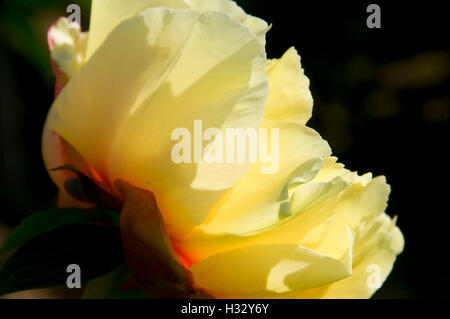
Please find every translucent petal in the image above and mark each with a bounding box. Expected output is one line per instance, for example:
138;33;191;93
190;244;351;298
45;7;268;238
265;47;313;124
48;17;88;79
315;176;391;260
196;119;331;236
298;214;404;298
86;0;268;59
177;157;351;264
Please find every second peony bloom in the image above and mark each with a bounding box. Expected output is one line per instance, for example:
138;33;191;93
43;0;403;299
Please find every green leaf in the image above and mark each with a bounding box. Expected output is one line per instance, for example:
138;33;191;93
0;208;120;254
0;223;124;296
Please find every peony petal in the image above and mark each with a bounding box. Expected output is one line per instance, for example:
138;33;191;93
185;0;269;45
86;0;188;59
45;7;268;238
177;158;352;264
177;195;341;265
47;17;88;93
190;244;351;298
299;214;404;298
315;176;391;261
86;0;268;59
194;119;331;236
265;47;313;124
294;175;403;298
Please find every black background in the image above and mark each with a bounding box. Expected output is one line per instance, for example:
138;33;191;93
0;0;449;298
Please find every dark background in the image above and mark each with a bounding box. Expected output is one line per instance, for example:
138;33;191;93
0;0;449;298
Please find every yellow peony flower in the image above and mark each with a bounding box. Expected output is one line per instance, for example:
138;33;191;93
43;0;403;299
